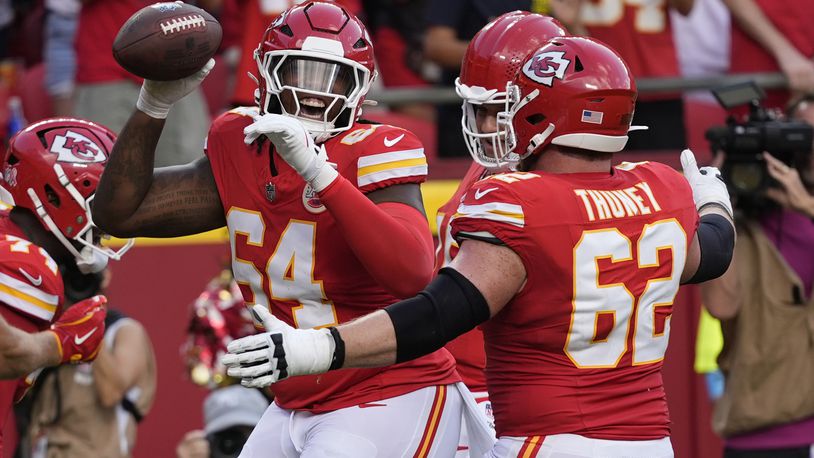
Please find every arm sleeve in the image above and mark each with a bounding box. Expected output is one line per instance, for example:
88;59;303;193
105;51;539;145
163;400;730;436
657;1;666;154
318;175;435;298
686;214;735;284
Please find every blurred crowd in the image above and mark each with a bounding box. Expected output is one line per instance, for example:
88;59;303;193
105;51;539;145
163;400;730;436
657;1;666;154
0;0;811;162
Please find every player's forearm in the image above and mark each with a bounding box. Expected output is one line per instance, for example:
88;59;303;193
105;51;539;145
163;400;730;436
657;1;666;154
723;0;796;59
92;110;165;234
319;178;435;298
336;310;398;368
0;325;60;379
92;110;225;237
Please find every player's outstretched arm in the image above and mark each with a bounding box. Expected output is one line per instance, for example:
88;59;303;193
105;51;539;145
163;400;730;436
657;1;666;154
0;295;108;379
93;61;225;238
0;313;61;379
223;239;525;386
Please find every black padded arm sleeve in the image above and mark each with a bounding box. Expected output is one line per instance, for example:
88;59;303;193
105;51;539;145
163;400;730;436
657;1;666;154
384;267;490;364
686;214;735;284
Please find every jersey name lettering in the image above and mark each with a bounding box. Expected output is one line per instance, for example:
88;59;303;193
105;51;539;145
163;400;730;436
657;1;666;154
573;181;662;221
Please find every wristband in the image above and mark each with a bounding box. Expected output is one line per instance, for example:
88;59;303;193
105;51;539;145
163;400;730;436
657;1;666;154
328;327;345;370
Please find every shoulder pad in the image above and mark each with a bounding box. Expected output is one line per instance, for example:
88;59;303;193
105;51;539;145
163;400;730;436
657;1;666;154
0;235;63;322
337;124;427;192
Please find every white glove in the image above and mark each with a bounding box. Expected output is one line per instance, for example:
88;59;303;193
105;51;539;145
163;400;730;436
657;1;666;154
680;149;734;218
136;59;216;119
222;305;336;387
243;114;339;192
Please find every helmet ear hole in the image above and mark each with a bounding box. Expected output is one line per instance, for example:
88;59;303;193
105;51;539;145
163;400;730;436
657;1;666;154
7;154;18;165
44;184;61;208
574;56;584;73
526;113;547;125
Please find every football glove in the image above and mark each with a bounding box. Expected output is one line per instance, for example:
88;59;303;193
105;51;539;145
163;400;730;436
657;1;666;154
137;58;216;119
680;149;733;218
13;368;43;403
222;305;336;387
243;114;338;192
49;295;107;364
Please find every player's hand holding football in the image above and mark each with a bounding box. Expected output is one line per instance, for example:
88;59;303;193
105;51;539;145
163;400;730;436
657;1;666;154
136;58;216;119
243;114;338;192
49;295;107;364
222;305;337;387
680;149;733;217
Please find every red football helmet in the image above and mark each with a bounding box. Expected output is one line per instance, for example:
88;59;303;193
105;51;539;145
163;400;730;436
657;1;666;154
254;1;376;142
497;36;639;164
0;118;133;272
456;11;567;168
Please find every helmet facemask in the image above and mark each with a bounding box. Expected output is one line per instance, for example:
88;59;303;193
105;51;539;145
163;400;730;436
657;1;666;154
256;49;373;143
494;82;533;167
23;164;133;274
456;78;517;169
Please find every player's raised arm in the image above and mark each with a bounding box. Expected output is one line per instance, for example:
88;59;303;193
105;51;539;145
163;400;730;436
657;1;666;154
91;62;225;238
678;150;736;283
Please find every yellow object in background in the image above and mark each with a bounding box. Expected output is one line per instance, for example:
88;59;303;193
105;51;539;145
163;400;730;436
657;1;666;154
694;306;724;374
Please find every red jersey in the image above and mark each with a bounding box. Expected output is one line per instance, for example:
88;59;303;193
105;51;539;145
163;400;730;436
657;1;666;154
450;162;698;439
729;0;814;109
75;0;148;84
583;1;678;94
435;162;489;393
0;212;64;452
206;108;458;411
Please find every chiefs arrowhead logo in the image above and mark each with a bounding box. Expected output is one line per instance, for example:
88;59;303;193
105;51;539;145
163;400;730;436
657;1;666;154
522;51;571;87
50;131;106;163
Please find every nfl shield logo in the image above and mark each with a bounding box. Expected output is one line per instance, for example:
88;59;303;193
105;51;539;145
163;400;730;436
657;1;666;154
265;183;276;202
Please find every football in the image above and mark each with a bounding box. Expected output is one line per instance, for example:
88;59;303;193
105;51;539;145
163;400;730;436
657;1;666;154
112;2;222;81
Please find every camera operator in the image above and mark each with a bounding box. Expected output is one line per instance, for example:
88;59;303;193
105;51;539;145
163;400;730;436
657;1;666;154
702;94;814;458
25;268;157;458
175;385;269;458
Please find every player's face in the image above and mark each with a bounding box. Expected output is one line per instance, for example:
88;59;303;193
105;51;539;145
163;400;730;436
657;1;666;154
475;103;503;155
278;57;354;122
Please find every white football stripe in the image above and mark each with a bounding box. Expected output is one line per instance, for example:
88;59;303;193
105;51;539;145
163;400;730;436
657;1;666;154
0;289;54;321
357;148;425;168
357;165;428;187
453;202;525;227
0;271;58;305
